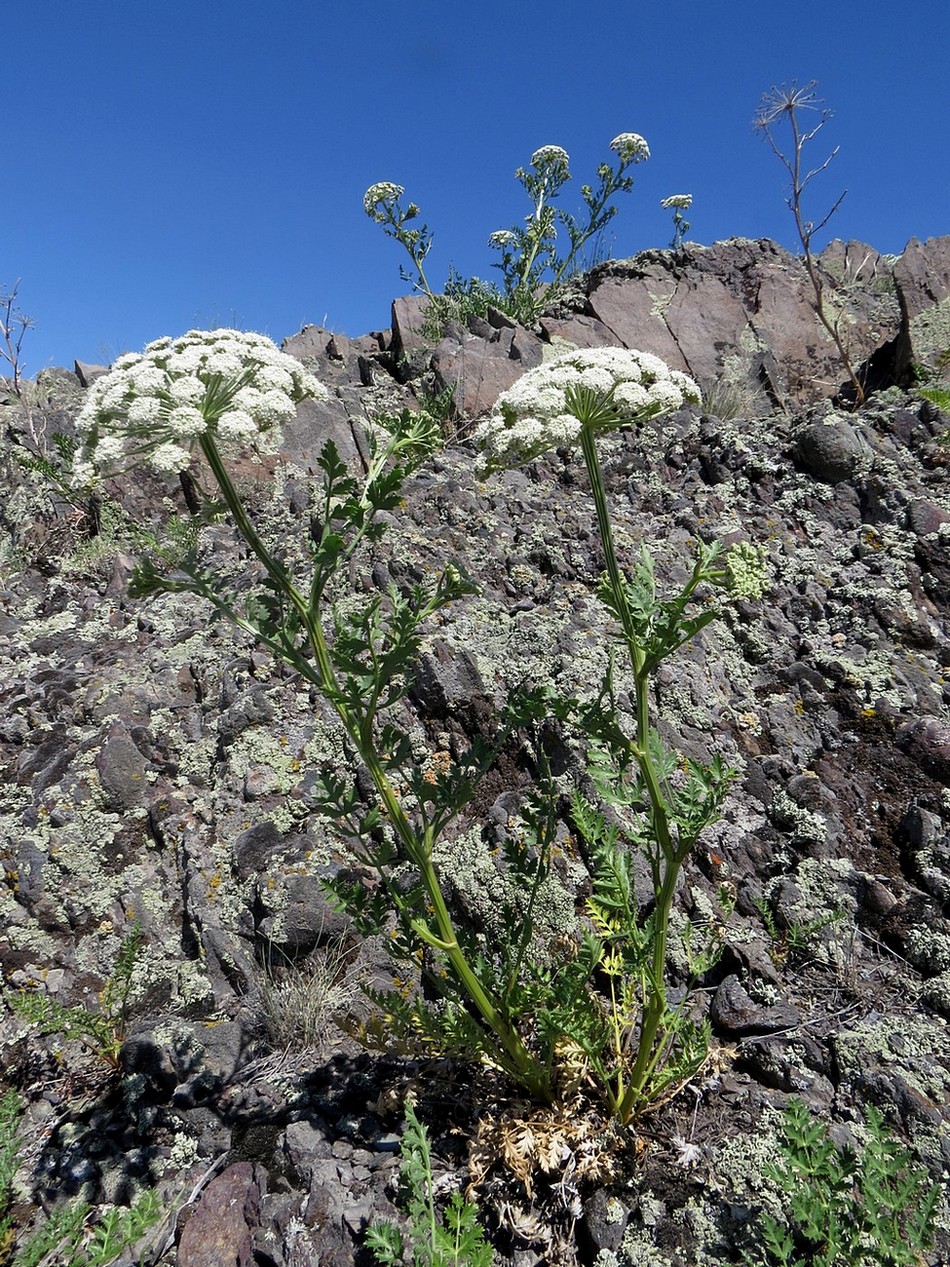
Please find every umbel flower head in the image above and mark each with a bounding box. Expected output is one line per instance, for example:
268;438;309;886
475;347;700;474
363;181;405;221
610;133;651;163
74;328;326;480
661;194;693;210
530;144;570;168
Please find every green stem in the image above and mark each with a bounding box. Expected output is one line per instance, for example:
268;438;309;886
199;436;308;613
578;425;641;667
201;433;549;1099
579;420;685;1122
616;856;679;1121
518;187;549;290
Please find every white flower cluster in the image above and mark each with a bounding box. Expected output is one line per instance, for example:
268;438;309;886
661;194;693;210
488;229;518;248
363;181;405;219
530;144;570;168
75;328;326;479
610;133;651;163
475;347;700;474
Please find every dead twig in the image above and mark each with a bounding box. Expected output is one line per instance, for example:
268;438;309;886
754;81;866;408
1;278;34;400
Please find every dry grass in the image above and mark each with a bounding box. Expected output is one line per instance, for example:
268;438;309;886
255;936;358;1054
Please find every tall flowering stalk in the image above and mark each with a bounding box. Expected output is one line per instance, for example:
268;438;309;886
489;134;650;319
363;133;650;330
754;82;866;408
75;328;551;1100
661;194;692;253
363;183;439;304
477;348;766;1119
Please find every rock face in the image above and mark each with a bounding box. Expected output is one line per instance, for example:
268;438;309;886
1;236;949;1266
570;239;908;409
285;236;950;425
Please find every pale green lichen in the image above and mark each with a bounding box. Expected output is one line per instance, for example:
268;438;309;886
793;857;855;909
165;1130;202;1173
618;1228;672;1267
833;1014;950;1103
767;790;828;848
909;297;950;368
725;541;769;600
648;284;676;320
710;1103;788;1222
904;926;950;975
922;971;950;1017
433;823;581;958
762;857;856;970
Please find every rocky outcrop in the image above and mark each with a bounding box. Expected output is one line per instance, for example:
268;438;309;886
280;237;950;432
1;237;949;1266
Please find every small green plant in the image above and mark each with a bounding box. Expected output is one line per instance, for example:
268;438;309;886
364;132;650;330
0;1092;21;1262
10;430;94;522
918;378;950;414
411;380;458;431
0;1090;162;1267
7;923;145;1071
754;82;866;408
918;356;950;444
746;1098;938;1267
418;269;504;342
753;898;842;967
700;374;768;421
661;194;692;252
365;1101;492;1267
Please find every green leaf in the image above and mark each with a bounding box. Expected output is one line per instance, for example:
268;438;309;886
317;438;351;489
364;1220;404;1265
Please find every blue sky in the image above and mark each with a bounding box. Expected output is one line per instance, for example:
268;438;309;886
5;1;948;375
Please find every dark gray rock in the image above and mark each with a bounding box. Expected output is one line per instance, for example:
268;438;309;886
281;395;364;473
897;717;950;784
390;295;430;360
234;820;285;876
711;975;801;1036
257;872;351;952
430;311;545;416
96;725;151;811
794;419;867;483
893;235;950;321
908;498;950;537
73;360;110;388
581;1187;630;1254
579;237;904;409
409;641;489;718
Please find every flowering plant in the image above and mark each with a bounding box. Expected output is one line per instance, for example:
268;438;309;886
661;193;693;252
475;346;700;472
478;350;766;1118
73;329;324;485
364;133;650;329
84;332;766;1123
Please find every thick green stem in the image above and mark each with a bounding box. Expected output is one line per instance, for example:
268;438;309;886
579;420;686;1121
357;752;547;1094
616;857;679;1120
578;426;641;666
518;186;549;290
